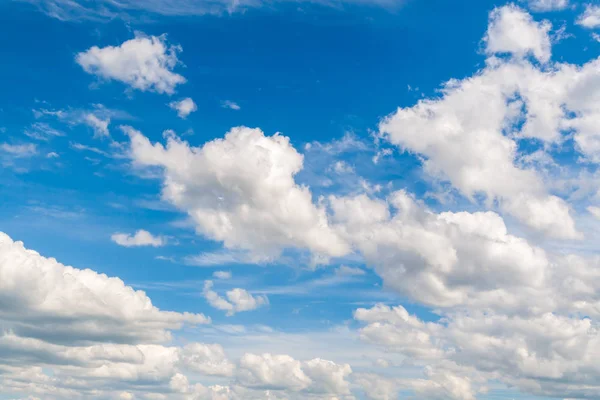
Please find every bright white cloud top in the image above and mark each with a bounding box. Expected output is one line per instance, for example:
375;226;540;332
169;97;197;118
76;34;186;94
5;2;600;400
111;229;167;247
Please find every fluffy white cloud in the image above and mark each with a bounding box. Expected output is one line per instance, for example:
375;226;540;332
202;281;268;316
76;34;186;94
331;191;551;311
577;4;600;28
126;126;349;261
527;0;568;12
485;4;552;62
354;302;600;399
379;5;586;239
0;231;208;345
179;343;236;377
169;97;197;118
111;229;166;247
236;353;351;395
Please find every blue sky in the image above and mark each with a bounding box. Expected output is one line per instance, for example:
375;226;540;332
2;0;600;399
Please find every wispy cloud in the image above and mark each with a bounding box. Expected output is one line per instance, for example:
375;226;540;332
221;100;240;110
25;0;406;22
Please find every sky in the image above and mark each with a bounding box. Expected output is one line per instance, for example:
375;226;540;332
1;0;600;399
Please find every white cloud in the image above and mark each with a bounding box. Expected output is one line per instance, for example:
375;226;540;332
84;113;110;138
354;303;600;399
179;343;236;377
484;4;552;62
202;281;268;316
24;122;65;141
30;0;407;22
169;97;197;118
221;100;241;110
236;353;352;395
0;143;37;157
577;4;600;28
331;160;354;174
378;5;586;239
46;151;59;158
527;0;568;12
76;34;186;94
111;229;166;247
213;270;232;279
588;205;600;219
0;231;209;345
331;191;551;311
126;125;349;261
334;265;365;276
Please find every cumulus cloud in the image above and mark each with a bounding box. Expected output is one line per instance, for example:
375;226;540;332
236;353;352;395
126;125;349;261
485;4;552;62
169;97;197;118
76;34;186;94
0;231;209;345
577;4;600;28
379;5;588;239
202;281;268;316
0;232;362;399
355;303;600;399
111;229;166;247
331;191;553;311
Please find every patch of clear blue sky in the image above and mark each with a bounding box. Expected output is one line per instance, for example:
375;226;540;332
0;0;596;344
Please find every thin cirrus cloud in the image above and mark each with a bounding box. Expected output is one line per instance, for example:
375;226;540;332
221;100;241;110
28;0;407;21
111;229;166;247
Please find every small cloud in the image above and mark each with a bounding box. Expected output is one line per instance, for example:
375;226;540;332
169;97;197;119
155;255;176;262
46;152;60;158
185;250;267;266
335;265;366;277
331;160;354;174
588;206;600;220
213;271;232;280
577;4;600;29
84;113;110;138
70;142;110;157
221;100;241;110
0;143;37;157
75;34;186;94
202;280;268;316
111;229;166;247
526;0;569;12
374;358;391;368
24;122;65;141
